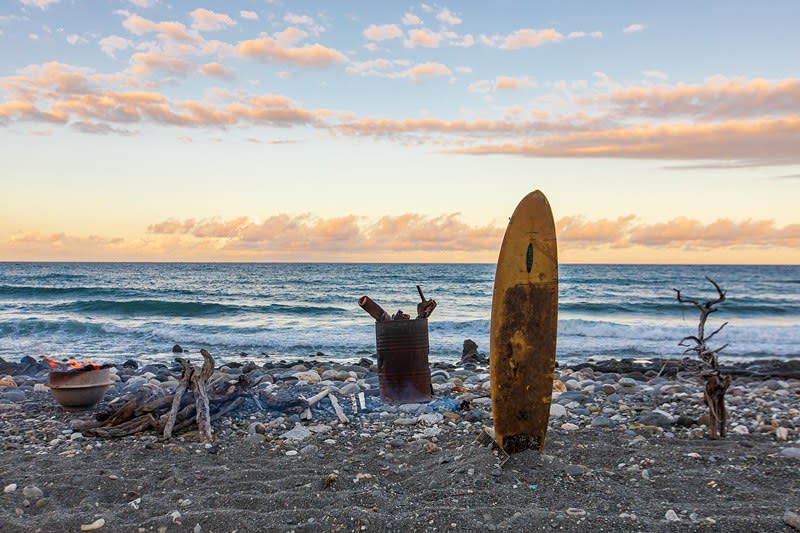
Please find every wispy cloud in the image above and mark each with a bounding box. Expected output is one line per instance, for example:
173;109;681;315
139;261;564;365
19;0;61;10
624;23;646;33
190;8;236;32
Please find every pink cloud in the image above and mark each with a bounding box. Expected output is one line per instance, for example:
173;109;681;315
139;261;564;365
404;29;441;48
363;24;403;41
190;8;235;32
406;62;450;80
238;36;346;66
500;28;563;49
122;14;201;44
199;62;234;79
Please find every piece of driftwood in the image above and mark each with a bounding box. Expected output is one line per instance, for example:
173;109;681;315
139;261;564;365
674;277;733;439
163;349;214;441
328;393;349;424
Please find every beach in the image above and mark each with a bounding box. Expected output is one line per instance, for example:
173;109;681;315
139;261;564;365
1;354;799;532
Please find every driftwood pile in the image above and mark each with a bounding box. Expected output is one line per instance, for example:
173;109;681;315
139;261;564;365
73;349;352;442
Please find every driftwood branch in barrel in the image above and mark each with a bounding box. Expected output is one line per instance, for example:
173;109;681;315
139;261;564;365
674;277;733;439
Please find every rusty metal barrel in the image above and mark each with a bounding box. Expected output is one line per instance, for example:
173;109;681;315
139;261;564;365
376;318;433;404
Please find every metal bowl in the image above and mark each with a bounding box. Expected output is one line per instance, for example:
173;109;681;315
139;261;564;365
49;383;113;409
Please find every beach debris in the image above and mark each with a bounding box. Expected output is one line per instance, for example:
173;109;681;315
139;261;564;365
473;426;510;466
322;473;338;489
416;285;437;319
358;286;437;322
358;296;391;322
328;393;350;424
392;310;410;320
674;277;732;439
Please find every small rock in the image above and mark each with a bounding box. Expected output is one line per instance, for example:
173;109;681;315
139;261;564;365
549;404;567;418
280;424;311;441
560;422;579;431
665;510;680;522
80;518;105;531
3;483;16;493
22;486;43;500
784;511;800;530
172;344;183;353
285;450;298;456
566;508;586;517
419;413;443;425
780;447;800;459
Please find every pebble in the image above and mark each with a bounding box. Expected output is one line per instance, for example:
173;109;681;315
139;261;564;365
780;447;800;459
3;483;16;493
22;485;43;500
665;510;680;522
549;403;567;418
80;518;105;531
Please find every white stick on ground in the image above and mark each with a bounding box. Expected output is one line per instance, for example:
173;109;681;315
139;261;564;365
328;393;349;424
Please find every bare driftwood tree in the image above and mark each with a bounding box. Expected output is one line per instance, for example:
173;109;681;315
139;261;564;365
674;277;732;439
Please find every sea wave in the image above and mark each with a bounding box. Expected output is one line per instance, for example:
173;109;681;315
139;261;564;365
45;299;351;318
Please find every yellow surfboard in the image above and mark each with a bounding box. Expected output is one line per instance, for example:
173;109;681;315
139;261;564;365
490;190;558;453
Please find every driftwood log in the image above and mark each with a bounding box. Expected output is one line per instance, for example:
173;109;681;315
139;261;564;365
164;349;214;440
674;277;733;439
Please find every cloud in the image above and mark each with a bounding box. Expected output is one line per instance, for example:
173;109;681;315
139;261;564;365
402;13;422;26
494;76;535;91
239;10;258;21
557;215;636;247
190;8;236;32
404;28;441;48
448;116;800;164
147;213;502;253
18;0;60;9
130;49;195;76
122;14;202;44
238;36;346;66
624;24;646;33
199;62;233;79
71;120;135;135
7;213;800;262
66;34;87;45
628;217;800;248
274;27;309;46
363;24;403;41
436;8;461;26
126;0;155;7
0;100;67;123
598;77;800;120
407;62;450;80
345;60;451;81
0;62;332;131
284;13;324;35
98;35;133;58
499;28;563;49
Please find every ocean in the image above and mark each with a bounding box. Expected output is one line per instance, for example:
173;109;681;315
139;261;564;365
0;263;798;366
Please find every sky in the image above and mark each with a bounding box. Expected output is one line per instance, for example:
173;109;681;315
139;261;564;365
1;0;799;264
